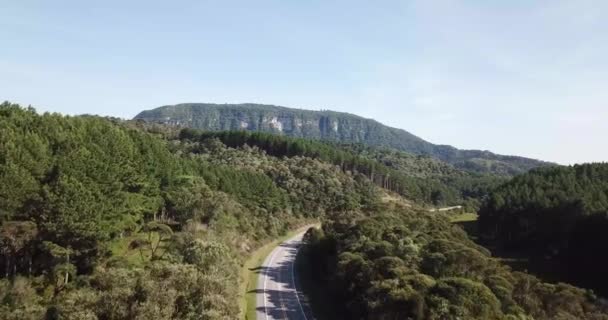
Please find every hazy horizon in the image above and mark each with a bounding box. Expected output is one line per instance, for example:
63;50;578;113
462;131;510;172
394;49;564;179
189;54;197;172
2;1;607;164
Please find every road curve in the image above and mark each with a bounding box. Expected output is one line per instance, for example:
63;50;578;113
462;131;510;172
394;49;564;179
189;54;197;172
255;231;314;320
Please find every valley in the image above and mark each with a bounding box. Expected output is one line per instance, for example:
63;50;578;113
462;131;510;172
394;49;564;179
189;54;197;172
4;2;606;319
0;101;606;320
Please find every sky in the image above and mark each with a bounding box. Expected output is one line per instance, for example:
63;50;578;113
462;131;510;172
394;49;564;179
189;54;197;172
1;1;607;164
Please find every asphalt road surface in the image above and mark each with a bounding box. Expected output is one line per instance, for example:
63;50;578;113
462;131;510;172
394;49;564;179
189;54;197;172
255;231;314;320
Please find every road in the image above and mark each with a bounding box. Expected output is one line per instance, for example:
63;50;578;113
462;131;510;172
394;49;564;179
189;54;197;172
429;205;463;212
255;231;314;320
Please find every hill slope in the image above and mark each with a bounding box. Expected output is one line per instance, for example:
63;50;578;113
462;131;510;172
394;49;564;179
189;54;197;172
0;102;378;318
479;163;608;295
2;102;604;320
134;103;552;176
178;129;506;208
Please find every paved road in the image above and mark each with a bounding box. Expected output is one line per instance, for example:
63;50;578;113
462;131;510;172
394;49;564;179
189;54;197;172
429;205;463;212
255;231;314;320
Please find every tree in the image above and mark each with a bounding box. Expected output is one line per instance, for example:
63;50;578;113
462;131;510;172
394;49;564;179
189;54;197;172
0;221;38;277
43;241;74;294
129;221;173;261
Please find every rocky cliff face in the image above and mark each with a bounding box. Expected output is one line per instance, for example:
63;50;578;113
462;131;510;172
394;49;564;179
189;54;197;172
134;103;553;176
135;103;432;150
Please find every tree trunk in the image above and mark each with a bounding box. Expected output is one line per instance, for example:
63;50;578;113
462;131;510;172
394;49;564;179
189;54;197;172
148;231;156;260
65;251;70;285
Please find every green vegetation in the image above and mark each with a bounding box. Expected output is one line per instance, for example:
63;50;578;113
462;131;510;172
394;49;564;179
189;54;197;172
295;245;338;320
180;129;503;208
2;101;604;319
0;102;378;319
479;163;608;296
302;204;608;319
134;103;552;176
343;144;507;210
450;212;478;223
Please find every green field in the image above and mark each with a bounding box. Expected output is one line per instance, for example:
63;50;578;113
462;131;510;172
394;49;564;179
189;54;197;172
450;212;479;223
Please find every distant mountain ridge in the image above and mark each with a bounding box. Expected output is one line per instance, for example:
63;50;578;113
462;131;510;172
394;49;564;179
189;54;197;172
134;103;552;175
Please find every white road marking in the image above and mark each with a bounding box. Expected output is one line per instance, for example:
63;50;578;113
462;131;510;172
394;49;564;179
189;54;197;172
264;247;281;320
291;244;309;320
259;231;314;320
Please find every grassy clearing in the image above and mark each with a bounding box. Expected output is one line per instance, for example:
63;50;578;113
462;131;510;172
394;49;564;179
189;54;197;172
450;212;479;223
240;224;317;320
451;213;479;240
106;231;164;267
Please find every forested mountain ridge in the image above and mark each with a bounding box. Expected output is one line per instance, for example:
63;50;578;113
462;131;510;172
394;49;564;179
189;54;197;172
1;101;606;320
134;103;553;176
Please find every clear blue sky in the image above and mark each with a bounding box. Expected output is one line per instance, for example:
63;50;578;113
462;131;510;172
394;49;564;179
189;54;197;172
2;1;607;164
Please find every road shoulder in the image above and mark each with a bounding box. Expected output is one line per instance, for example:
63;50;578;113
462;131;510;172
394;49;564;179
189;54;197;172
240;224;317;320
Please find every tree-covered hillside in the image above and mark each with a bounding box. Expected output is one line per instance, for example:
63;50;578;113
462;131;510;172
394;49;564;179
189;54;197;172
2;101;601;320
0;102;378;319
180;130;505;209
134;103;552;176
340;144;507;210
479;163;608;296
301;204;608;320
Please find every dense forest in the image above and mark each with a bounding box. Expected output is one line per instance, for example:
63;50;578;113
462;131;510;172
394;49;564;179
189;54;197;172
2;101;604;320
0;102;378;319
478;163;608;296
180;129;503;210
339;144;507;211
134;103;552;176
302;204;608;319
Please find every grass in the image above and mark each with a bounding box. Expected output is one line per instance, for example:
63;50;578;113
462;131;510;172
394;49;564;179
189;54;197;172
450;212;479;223
240;224;317;320
106;231;164;267
451;212;480;241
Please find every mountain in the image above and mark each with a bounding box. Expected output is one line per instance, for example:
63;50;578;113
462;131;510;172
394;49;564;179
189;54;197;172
3;101;604;320
134;103;552;176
